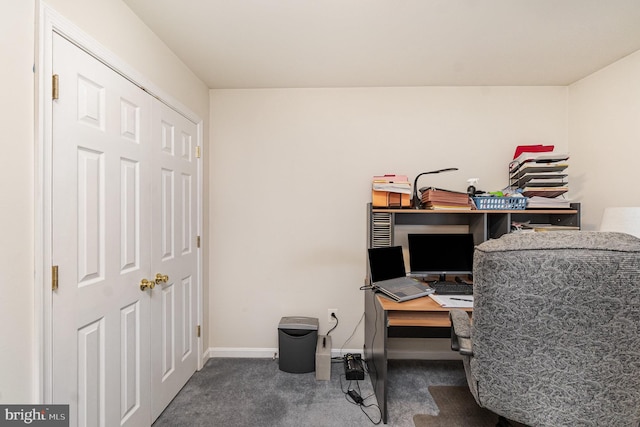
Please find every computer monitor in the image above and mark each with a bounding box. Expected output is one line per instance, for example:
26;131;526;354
407;233;475;280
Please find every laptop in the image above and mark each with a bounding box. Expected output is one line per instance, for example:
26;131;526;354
367;246;434;302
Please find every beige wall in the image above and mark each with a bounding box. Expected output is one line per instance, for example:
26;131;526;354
569;49;640;230
208;86;569;354
0;0;209;403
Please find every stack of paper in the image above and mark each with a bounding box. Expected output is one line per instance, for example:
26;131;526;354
372;174;412;208
526;196;572;209
429;294;473;308
509;150;570;202
372;181;412;194
421;188;472;210
511;150;569;167
517;173;568;187
521;187;569;198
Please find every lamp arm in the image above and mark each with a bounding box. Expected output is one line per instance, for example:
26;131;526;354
412;167;459;209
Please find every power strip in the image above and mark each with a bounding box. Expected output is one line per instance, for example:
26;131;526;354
344;353;365;380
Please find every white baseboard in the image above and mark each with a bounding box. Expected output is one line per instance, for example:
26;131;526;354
207;347;279;359
204;338;460;362
205;347;364;359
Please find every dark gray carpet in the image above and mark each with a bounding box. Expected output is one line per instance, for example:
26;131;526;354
153;358;467;427
413;386;529;427
413;386;500;427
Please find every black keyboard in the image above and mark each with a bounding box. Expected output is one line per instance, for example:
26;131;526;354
430;281;473;295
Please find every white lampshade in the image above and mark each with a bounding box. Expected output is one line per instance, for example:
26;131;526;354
599;207;640;238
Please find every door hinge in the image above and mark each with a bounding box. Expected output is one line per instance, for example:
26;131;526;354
52;265;59;291
52;74;59;100
197;325;201;338
197;236;200;248
195;146;201;158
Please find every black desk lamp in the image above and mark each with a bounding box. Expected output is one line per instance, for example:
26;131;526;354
412;168;459;209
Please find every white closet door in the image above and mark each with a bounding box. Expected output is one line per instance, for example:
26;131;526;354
52;33;152;427
150;100;199;421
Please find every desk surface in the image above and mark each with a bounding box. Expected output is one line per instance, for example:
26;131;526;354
377;294;473;312
377;294;472;327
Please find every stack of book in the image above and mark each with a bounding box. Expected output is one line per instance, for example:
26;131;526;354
421;188;472;210
509;149;570;205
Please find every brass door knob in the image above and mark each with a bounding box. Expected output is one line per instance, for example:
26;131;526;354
155;273;169;284
139;278;156;291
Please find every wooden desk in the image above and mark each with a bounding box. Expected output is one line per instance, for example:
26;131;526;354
363;291;472;424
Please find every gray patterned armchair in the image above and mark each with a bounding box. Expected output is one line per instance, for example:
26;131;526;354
450;231;640;427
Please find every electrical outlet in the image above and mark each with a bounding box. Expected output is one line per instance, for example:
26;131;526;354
328;309;338;323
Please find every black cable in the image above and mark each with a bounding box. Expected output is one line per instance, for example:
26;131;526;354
331;287;381;424
339;373;382;425
358;401;382;425
339;312;364;358
368;289;379;390
326;312;339;336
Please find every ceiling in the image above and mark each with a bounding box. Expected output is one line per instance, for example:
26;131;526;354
122;0;640;89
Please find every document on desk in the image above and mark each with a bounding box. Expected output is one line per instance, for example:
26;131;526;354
429;294;474;308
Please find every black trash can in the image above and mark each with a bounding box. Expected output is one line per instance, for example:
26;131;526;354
278;316;319;373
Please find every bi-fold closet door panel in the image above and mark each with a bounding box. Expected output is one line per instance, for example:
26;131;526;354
149;98;199;422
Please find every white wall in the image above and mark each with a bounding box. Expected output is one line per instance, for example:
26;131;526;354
569;49;640;230
208;86;568;355
0;0;209;403
0;1;36;403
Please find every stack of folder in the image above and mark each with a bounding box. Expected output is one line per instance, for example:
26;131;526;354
508;145;570;205
372;174;412;208
421;188;472;210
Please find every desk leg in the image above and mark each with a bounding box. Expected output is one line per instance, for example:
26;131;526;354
364;290;388;424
